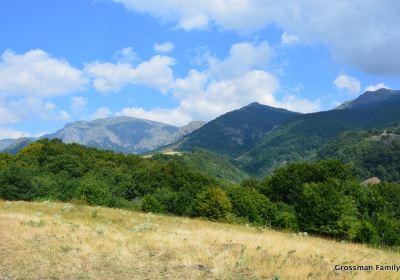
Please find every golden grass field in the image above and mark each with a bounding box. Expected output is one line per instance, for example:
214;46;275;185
1;201;399;280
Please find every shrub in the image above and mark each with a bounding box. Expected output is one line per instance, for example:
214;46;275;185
272;202;299;231
193;187;232;220
141;194;164;213
75;175;112;206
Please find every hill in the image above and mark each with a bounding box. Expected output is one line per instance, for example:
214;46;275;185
1;200;399;280
237;91;400;177
176;102;300;157
317;125;400;181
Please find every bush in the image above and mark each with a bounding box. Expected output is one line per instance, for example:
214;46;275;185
75;175;112;206
355;221;379;245
193;187;232;220
141;194;164;213
272;202;299;231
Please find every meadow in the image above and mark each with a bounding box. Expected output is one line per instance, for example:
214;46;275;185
1;201;399;280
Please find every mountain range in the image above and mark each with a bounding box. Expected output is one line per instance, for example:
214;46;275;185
0;117;204;154
1;88;400;182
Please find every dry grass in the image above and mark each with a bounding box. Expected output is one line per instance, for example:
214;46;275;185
0;201;399;280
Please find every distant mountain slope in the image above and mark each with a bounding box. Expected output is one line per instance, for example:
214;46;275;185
0;117;204;154
317;126;400;182
238;91;400;177
336;88;400;109
177;102;300;157
2;138;34;154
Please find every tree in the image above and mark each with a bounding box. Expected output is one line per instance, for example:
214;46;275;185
193;187;232;220
227;186;274;224
298;179;360;240
141;194;164;213
0;164;35;201
75;175;112;206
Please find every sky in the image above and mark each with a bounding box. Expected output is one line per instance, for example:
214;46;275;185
1;0;400;139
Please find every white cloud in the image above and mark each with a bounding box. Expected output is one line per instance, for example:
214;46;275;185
334;74;361;95
281;32;299;45
0;128;30;140
85;55;175;93
118;41;320;125
114;47;137;63
0;49;87;97
364;83;390;92
90;107;112;120
208;41;271;80
119;69;320;126
154;42;175;53
279;95;320;113
70;96;87;112
0;97;69;125
113;0;400;74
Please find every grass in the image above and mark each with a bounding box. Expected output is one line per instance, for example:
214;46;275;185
1;201;399;279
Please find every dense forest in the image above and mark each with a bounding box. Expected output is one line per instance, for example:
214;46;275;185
1;139;400;247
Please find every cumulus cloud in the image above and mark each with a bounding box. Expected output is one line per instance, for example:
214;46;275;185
113;0;400;74
364;83;390;92
208;41;271;80
154;42;175;53
334;74;361;95
90;107;112;120
0;96;71;125
114;47;137;63
85;55;175;93
0;49;87;97
117;42;320;126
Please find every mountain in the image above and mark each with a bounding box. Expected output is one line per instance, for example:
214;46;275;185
237;90;400;177
175;102;300;157
2;138;34;154
0;117;204;154
336;88;400;109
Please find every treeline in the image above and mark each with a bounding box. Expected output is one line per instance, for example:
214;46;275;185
0;139;399;247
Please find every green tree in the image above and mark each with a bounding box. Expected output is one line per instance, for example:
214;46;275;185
141;194;164;213
298;179;360;240
0;164;35;201
193;187;232;220
75;175;112;206
227;186;274;224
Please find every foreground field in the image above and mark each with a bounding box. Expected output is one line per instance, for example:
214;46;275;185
0;201;399;279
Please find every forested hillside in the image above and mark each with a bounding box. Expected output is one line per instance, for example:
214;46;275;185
237;95;400;177
1;139;400;247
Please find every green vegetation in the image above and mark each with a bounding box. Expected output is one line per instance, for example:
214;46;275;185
317;125;400;181
181;149;248;183
1;139;400;248
179;102;299;157
237;99;400;177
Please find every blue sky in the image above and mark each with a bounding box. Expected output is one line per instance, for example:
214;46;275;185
1;0;399;138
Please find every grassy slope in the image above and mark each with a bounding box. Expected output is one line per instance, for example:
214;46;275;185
1;201;399;280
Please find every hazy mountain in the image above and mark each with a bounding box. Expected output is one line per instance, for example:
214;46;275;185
0;117;204;154
176;102;300;157
0;137;34;154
